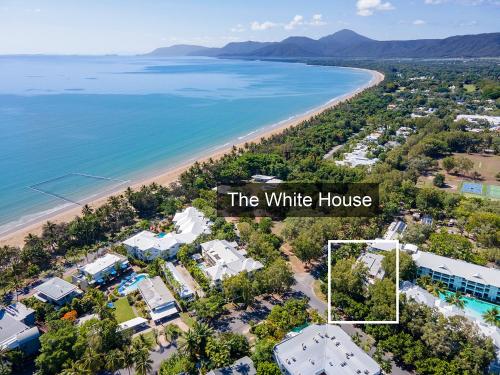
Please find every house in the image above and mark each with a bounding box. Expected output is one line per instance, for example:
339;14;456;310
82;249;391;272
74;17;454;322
137;276;178;323
273;324;381;375
383;220;406;240
118;317;149;333
455;114;500;127
73;253;129;288
358;252;385;283
34;277;82;306
201;240;264;285
368;239;397;252
403;243;418;254
251;175;283;183
124;207;211;261
207;356;256;375
163;262;195;301
421;214;433;226
0;303;40;354
412;251;500;303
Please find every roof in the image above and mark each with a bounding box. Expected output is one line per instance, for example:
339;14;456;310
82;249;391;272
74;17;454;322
0;309;39;349
34;277;79;301
251;174;276;182
3;303;34;322
358;253;385;280
137;276;176;310
164;262;194;299
369;239;397;252
413;251;500;288
82;253;125;276
274;324;381;375
205;258;264;282
123;230;180;252
118;317;148;331
383;220;406;240
207;356;256;375
202;240;243;264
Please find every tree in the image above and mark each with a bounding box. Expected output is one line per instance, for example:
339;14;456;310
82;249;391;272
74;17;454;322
259;258;295;294
433;173;445;187
455;156;474;176
159;353;194;375
163;324;182;346
192;294;226;322
428;231;474;261
382;250;417;282
445;291;465;309
330;258;367;298
442;156;456;173
222;272;254;307
256;361;281;375
482;307;499;327
205;337;231;369
105;349;125;374
292;231;323;265
252;338;277;364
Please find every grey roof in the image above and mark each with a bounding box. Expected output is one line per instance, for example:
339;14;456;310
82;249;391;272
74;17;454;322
358;253;385;280
413;251;500;288
164;262;194;299
207;356;256;375
0;310;39;349
3;303;34;322
35;277;79;301
274;324;381;375
137;276;176;310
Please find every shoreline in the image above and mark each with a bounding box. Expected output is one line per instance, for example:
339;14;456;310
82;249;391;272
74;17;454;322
0;68;384;247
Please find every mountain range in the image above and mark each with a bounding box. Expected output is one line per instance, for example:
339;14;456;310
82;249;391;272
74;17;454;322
146;29;500;58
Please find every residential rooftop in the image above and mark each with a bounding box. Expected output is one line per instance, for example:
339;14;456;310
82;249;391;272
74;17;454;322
82;253;126;277
34;277;80;301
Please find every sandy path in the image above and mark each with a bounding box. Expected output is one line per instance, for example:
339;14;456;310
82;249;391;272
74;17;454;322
0;69;384;247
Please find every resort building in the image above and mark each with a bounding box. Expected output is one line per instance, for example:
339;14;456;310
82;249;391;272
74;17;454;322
0;303;40;354
273;324;381;375
207;356;256;375
73;253;129;288
201;240;264;285
137;276;178;323
124;207;211;261
455;114;500;127
358;252;385;283
412;251;500;303
163;262;195;301
34;277;82;306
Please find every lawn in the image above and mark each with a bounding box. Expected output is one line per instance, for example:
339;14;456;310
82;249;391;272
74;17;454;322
114;297;136;323
180;312;196;328
464;84;476;92
133;330;155;345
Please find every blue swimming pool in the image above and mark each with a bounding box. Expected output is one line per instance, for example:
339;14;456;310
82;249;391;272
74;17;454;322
118;273;149;296
439;291;500;319
157;232;166;238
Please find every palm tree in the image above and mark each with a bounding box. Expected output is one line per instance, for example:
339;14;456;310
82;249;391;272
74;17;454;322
425;281;446;297
445;291;465;309
60;361;92;375
132;341;153;375
182;329;199;360
106;349;125;374
122;345;135;375
164;324;181;347
482;307;500;327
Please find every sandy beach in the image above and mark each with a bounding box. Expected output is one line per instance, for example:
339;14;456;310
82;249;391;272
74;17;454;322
0;68;384;247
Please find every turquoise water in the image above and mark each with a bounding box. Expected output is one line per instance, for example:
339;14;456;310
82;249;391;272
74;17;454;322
118;273;149;295
440;291;500;318
0;56;372;234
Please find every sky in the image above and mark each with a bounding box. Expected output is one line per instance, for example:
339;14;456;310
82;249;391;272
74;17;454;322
0;0;499;54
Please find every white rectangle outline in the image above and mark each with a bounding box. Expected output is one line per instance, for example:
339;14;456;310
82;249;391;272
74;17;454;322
327;239;399;324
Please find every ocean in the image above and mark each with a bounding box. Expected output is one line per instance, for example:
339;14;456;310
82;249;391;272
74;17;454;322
0;55;372;235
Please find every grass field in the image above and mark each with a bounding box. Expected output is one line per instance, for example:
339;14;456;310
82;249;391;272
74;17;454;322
180;312;196;328
114;297;136;323
464;84;476;92
133;330;155;345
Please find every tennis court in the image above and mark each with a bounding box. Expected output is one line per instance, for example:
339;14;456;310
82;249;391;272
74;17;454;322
486;185;500;200
460;182;483;195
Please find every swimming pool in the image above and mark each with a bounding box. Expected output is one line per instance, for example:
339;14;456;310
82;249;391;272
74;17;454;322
157;232;166;238
118;273;149;296
439;291;500;319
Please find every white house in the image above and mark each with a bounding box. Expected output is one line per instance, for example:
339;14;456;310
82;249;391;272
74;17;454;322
0;303;40;355
201;240;264;285
163;262;195;300
124;207;211;261
358;252;385;283
273;324;381;375
383;220;406;241
34;277;82;306
74;253;129;288
137;276;178;323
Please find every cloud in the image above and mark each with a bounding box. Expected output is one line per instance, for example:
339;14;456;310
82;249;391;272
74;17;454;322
230;24;245;33
250;14;327;31
413;19;426;25
425;0;500;4
356;0;395;16
285;15;304;30
250;21;278;31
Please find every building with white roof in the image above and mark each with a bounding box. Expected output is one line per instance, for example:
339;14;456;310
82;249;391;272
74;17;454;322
0;303;40;354
137;276;178;323
368;240;397;252
358;252;385;283
201;240;264;285
34;277;82;306
412;251;500;303
251;175;283;183
73;253;129;289
124;207;211;261
163;262;195;300
273;324;381;375
455;114;500;127
118;317;149;332
383;220;406;241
